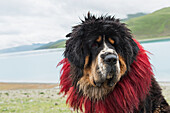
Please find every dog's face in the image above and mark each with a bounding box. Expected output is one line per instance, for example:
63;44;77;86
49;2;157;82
83;35;125;88
64;14;139;100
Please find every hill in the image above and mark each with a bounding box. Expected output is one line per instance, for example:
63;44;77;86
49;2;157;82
121;12;147;21
126;7;170;39
35;39;66;50
0;43;44;54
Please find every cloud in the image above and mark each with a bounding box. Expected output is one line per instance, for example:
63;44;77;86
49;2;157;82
0;0;170;49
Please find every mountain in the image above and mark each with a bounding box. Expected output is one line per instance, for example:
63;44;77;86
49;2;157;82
0;43;44;54
121;12;147;21
36;7;170;49
35;39;66;50
126;7;170;39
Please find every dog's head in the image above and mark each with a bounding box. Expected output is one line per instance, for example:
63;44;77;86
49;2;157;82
64;13;139;100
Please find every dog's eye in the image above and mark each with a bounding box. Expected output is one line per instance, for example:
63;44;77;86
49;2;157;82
92;42;99;48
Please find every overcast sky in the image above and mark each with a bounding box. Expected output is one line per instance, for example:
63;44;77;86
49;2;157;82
0;0;170;49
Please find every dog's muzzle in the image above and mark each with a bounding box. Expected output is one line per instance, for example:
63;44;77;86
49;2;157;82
94;51;120;87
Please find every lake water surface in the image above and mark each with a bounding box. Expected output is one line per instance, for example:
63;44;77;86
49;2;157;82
0;41;170;83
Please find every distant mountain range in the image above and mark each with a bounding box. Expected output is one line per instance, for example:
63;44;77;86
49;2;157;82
1;7;169;53
39;7;170;49
35;39;66;50
121;12;147;21
0;43;44;54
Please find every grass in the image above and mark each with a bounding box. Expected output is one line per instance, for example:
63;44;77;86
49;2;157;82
0;83;169;113
48;41;66;49
0;89;70;113
126;7;170;39
36;39;66;50
0;83;71;113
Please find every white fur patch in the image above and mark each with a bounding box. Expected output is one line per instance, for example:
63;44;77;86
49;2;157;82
97;37;120;78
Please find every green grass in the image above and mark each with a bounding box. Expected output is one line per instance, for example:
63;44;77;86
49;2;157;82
48;41;66;49
35;39;66;50
0;98;69;113
126;7;170;39
0;89;71;113
0;84;169;113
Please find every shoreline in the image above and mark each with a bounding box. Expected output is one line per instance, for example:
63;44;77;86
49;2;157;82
0;82;58;84
0;82;169;90
0;82;58;90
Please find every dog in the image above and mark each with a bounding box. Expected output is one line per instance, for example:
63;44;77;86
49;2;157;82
58;13;170;113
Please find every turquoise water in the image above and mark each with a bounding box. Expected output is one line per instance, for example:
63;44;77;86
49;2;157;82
0;49;64;83
142;41;170;81
0;41;170;83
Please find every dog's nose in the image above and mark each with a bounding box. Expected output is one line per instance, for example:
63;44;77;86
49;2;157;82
104;54;117;64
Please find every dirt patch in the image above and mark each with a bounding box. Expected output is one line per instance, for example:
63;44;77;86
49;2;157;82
0;83;58;90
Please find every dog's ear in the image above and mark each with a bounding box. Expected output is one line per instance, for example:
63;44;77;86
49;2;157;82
64;39;85;69
64;28;86;69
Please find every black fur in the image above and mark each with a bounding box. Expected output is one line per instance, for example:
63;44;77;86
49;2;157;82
136;77;170;113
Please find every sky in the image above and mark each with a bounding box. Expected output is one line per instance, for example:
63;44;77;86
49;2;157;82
0;0;170;49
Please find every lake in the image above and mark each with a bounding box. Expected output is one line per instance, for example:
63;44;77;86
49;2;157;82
0;41;170;83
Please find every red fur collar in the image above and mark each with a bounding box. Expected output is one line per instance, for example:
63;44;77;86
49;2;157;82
58;39;153;113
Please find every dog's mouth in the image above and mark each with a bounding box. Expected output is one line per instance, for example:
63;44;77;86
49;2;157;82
106;68;119;87
93;76;117;88
93;62;120;88
106;64;120;87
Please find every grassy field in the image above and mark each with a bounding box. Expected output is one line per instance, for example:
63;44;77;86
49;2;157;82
0;83;70;113
36;39;66;50
48;41;65;49
126;7;170;39
0;82;169;113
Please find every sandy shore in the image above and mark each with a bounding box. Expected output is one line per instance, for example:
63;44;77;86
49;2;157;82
0;82;58;90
